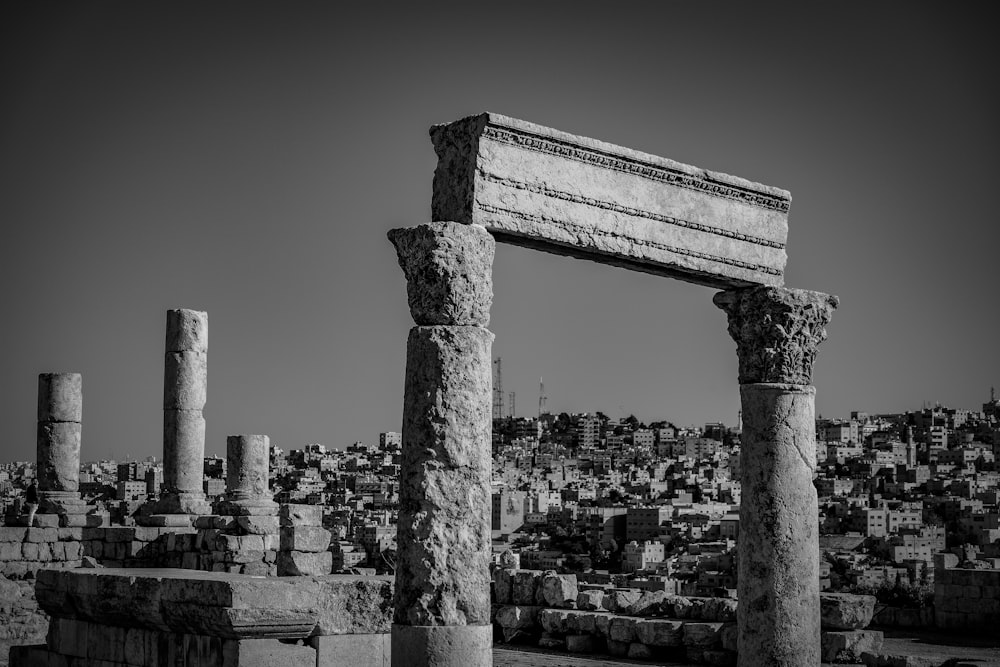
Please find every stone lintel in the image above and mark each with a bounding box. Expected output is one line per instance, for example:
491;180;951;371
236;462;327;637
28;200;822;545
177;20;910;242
430;112;790;289
714;285;838;385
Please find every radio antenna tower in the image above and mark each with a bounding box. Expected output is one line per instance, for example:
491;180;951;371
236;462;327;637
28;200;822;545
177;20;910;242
538;377;547;418
509;392;516;418
492;358;504;419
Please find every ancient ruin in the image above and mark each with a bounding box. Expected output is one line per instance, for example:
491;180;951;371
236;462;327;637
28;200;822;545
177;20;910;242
389;112;838;667
6;112;851;667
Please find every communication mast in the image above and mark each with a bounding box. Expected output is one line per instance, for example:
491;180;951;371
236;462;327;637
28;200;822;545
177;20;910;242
509;392;516;418
492;358;504;419
538;377;547;417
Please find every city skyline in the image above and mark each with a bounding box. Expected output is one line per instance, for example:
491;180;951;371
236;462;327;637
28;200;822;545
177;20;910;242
2;3;998;462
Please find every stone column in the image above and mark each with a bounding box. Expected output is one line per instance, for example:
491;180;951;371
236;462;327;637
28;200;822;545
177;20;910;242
37;373;86;514
714;286;838;667
387;222;495;667
219;434;277;516
157;308;210;515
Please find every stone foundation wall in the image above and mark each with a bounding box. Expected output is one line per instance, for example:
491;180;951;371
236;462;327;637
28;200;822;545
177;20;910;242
934;567;1000;630
491;569;883;665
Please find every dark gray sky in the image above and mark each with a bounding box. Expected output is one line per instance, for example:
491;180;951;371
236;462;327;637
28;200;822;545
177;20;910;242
2;2;997;463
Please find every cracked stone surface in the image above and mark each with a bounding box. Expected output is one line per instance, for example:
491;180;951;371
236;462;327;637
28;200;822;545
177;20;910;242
394;325;493;627
738;383;820;666
388;222;494;327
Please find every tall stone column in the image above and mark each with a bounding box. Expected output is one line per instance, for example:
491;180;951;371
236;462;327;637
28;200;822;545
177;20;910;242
157;308;210;515
714;286;838;667
387;222;495;667
37;373;86;514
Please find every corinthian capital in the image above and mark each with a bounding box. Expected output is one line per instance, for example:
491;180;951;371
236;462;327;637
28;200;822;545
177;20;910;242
714;286;839;385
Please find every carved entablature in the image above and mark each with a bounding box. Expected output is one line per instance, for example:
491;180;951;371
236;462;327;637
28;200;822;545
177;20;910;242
714;286;839;385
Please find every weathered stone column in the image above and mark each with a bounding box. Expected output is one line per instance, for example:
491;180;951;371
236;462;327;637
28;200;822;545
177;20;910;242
387;222;495;667
714;286;838;667
219;434;277;516
157;308;210;515
37;373;86;514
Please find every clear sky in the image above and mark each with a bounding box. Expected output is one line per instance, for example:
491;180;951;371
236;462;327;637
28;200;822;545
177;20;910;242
1;2;997;463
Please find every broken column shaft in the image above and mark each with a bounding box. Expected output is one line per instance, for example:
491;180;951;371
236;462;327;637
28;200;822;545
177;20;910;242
715;286;838;667
220;434;277;516
159;308;210;515
37;373;86;514
388;222;495;667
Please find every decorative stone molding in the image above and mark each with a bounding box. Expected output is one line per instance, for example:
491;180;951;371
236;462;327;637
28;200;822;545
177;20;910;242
714;286;838;385
387;222;494;327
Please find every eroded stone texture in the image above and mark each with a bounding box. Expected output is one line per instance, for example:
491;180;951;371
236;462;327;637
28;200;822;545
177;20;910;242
737;383;820;667
37;373;82;423
394;325;493;627
36;422;81;493
820;593;877;630
166;308;208;353
387;222;494;326
714;286;838;385
225;435;274;505
160;309;209;515
430;113;790;288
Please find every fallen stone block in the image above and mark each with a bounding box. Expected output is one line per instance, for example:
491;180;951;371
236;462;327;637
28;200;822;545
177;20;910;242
279;504;323;527
628;641;653;659
607;638;630;656
493;567;514;604
540;572;577;608
312;633;388;667
537;632;564;649
512;570;541;605
607;616;637;643
276;550;332;577
821;630;884;663
634;618;684;647
576;588;604;610
280;526;331;553
666;594;695;618
683;621;724;648
538;608;572;634
626;589;667;616
311;575;394;635
494;605;540;630
565;633;597;653
821;593;876;630
607;588;642;613
703;597;738;621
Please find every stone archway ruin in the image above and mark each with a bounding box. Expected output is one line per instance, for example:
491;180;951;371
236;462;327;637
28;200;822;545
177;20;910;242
388;113;838;667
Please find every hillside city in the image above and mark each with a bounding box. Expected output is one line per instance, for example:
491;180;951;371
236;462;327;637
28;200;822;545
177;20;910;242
3;390;999;606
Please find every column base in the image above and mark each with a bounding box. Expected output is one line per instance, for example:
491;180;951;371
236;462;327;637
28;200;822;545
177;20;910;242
390;624;491;667
151;492;212;515
39;491;88;515
216;498;279;516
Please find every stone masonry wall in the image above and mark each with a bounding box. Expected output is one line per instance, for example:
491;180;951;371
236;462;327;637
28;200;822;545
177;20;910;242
491;568;883;665
934;567;1000;630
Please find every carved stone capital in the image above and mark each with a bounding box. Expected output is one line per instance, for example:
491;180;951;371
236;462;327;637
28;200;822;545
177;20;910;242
714;286;838;385
388;221;495;327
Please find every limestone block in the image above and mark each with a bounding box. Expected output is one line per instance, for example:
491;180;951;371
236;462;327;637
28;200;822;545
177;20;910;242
635;618;684;647
537;632;564;649
720;622;738;651
280;526;331;553
512;570;541;606
607;588;642;613
387;222;494;327
37;372;83;423
430;113;790;289
166;308;208;353
493;566;515;604
607;638;629;656
703;597;738;621
540;572;577;608
820;593;876;630
163;352;208;409
628;642;653;659
310;575;393;635
702;648;738;665
37;421;81;491
221;637;316;667
24;528;58;543
821;629;884;662
627;589;667;616
279;504;323;527
565;633;597;653
0;527;28;542
238;515;279;535
229;549;265;565
607;616;637;643
389;624;492;667
276;550;332;576
494;605;539;630
21;542;39;560
241;562;269;577
0;543;21;560
538;608;572;634
576;589;605;611
32;515;60;530
395;326;493;627
683;621;724;648
313;633;391;667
